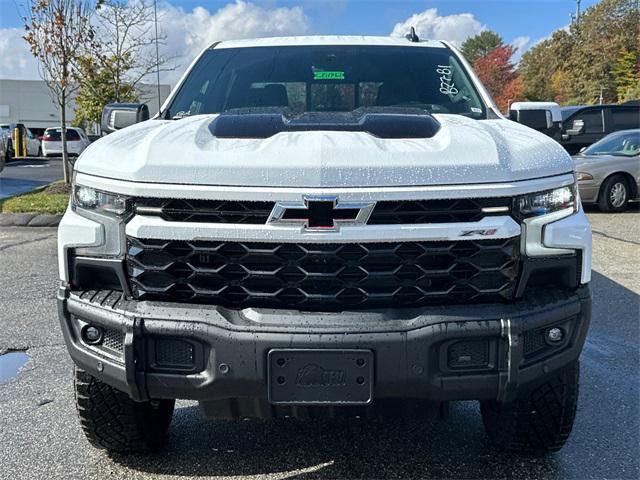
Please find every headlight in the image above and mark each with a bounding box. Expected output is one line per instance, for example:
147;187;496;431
576;172;593;181
514;184;577;220
72;185;130;216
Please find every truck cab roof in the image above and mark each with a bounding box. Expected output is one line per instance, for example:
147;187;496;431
210;35;447;50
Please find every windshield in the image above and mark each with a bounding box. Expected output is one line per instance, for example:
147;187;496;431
582;130;640;157
166;45;486;119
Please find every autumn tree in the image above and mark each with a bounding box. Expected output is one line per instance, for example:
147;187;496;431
473;45;523;112
461;31;504;64
23;0;97;183
519;30;575;102
519;0;639;104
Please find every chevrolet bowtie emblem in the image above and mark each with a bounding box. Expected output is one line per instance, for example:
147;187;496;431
268;196;375;231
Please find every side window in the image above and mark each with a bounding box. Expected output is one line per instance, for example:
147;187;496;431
572;110;604;133
611;108;640;130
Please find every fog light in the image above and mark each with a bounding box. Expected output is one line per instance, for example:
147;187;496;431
547;327;563;343
82;325;103;345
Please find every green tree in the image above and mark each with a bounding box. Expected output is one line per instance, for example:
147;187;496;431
73;55;137;129
567;0;638;103
612;48;640;102
461;31;504;64
519;30;575;103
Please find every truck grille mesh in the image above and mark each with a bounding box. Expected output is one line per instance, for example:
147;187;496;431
135;198;275;224
126;237;520;311
367;198;510;224
133;198;510;225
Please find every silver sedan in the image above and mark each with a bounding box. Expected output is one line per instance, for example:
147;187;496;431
573;129;639;212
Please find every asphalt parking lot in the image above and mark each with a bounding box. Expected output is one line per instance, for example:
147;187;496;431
0;209;638;480
0;158;64;199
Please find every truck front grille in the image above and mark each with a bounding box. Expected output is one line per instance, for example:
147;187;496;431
133;197;510;225
126;237;520;311
367;198;510;224
135;198;275;224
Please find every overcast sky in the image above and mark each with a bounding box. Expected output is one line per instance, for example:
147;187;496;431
0;0;598;86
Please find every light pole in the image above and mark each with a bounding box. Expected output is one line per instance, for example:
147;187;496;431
153;0;161;114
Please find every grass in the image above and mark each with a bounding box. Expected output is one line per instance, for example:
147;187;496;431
0;181;70;215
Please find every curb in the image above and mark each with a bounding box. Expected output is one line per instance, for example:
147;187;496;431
0;212;62;227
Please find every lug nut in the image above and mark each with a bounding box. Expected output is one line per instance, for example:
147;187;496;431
82;325;103;345
547;327;563;342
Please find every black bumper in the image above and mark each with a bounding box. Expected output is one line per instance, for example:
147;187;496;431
57;286;591;406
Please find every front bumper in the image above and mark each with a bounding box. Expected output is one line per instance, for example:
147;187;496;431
58;285;591;406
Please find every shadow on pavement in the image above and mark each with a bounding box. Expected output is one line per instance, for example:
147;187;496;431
105;271;638;479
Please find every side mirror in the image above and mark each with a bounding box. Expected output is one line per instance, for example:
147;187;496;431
509;108;553;131
565;119;585;136
101;103;149;135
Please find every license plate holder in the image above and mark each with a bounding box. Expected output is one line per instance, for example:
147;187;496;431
268;349;373;405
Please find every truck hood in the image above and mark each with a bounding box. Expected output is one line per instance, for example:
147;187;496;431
76;114;572;187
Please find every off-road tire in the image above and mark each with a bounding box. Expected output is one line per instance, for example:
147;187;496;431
480;361;579;455
598;175;629;213
74;367;175;453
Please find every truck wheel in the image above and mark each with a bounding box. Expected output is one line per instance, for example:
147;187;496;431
598;175;629;212
74;367;175;453
480;361;579;455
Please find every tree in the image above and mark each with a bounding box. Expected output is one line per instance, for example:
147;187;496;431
93;0;175;107
23;0;97;183
73;0;176;129
519;30;575;103
498;76;526;112
518;0;639;105
612;47;640;102
73;55;138;128
570;0;639;103
473;45;519;112
461;31;504;64
551;70;571;104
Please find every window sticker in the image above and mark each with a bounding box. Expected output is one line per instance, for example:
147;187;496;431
313;70;345;81
437;65;458;95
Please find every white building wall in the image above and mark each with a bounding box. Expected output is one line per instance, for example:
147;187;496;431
0;79;171;131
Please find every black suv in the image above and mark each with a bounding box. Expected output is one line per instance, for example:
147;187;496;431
510;102;640;154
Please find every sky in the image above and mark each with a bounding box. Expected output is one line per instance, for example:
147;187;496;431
0;0;600;85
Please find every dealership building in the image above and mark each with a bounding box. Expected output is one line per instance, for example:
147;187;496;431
0;79;171;134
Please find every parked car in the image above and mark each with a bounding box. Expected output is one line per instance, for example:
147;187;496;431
58;35;592;455
0;123;42;158
0;133;5;172
42;127;91;157
574;129;639;212
510;102;640;154
0;124;11;160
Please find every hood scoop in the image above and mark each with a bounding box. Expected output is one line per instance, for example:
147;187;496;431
209;107;441;139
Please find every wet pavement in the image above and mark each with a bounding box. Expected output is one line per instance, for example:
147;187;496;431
0;210;638;480
0;158;64;199
0;351;30;384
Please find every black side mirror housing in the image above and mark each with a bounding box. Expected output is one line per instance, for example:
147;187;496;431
101;103;149;135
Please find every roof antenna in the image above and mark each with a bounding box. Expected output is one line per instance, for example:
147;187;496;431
405;26;419;43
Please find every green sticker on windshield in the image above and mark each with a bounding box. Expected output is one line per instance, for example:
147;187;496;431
313;70;345;80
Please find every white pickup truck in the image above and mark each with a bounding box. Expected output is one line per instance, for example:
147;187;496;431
57;35;592;455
